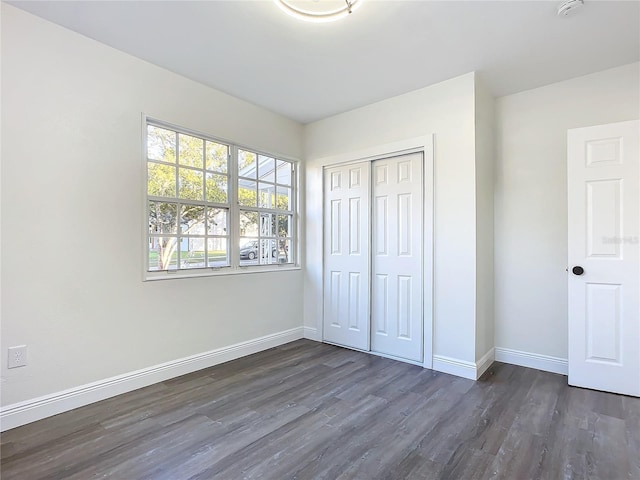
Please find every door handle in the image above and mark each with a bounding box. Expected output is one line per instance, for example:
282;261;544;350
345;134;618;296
572;266;585;276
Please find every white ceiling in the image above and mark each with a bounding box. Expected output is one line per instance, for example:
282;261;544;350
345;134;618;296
9;0;640;124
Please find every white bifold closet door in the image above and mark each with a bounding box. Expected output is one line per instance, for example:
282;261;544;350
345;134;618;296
323;153;423;363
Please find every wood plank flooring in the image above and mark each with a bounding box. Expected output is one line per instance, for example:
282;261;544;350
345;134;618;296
2;340;639;479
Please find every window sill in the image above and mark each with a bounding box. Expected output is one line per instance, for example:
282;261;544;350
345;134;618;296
143;264;301;281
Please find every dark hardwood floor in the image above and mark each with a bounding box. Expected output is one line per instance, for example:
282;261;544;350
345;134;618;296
1;340;638;479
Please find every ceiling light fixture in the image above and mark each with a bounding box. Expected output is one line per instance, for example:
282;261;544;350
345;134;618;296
274;0;364;23
557;0;584;17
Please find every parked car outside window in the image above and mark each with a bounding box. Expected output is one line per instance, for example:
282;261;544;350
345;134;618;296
239;240;277;260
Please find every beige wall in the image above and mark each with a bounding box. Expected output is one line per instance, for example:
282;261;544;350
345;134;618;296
494;62;640;360
474;75;495;362
1;5;304;406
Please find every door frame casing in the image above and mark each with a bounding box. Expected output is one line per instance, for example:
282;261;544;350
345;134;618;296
315;135;434;369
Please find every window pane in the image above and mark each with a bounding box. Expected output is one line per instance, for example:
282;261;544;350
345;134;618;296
276;160;292;186
148;236;178;271
259;155;275;182
147;126;176;163
179;168;204;201
238;150;257;178
181;204;205;234
205;141;228;173
240;211;258;237
258;183;276;208
260;212;275;237
277;238;292;264
149;202;178;235
148;163;176;197
238;180;257;207
178;134;204;169
276;186;291;211
207;238;228;267
259;239;278;265
207;208;227;235
239;238;259;265
277;214;292;237
179;237;206;269
206;173;228;203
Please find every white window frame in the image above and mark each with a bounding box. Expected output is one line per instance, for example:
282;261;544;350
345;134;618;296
143;116;300;281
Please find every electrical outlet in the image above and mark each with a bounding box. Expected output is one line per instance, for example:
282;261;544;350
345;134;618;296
8;345;27;369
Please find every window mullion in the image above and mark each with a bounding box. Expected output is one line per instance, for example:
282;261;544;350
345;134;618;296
202;141;208;268
174;132;181;270
230;145;239;269
292;162;297;265
144;119;150;273
204;208;209;268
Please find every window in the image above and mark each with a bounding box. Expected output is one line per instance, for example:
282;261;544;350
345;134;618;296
238;150;294;266
145;120;297;278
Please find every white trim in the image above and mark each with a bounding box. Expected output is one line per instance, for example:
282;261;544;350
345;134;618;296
422;137;434;369
432;355;477;380
432;349;495;380
141;113;149;280
313;134;435;369
303;326;320;341
0;327;304;432
313;135;434;169
476;348;495;379
144;265;301;281
494;347;568;376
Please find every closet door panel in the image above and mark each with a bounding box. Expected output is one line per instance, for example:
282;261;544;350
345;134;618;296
323;163;370;350
371;153;423;362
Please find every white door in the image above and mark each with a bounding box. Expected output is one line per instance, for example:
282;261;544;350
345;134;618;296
323;162;371;350
568;119;639;397
371;153;423;362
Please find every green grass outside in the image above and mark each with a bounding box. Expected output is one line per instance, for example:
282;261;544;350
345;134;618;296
149;250;227;265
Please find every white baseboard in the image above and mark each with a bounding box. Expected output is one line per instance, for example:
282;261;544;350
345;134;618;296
433;349;495;381
494;347;568;376
476;348;495;379
303;326;320;341
0;327;304;432
432;355;477;380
